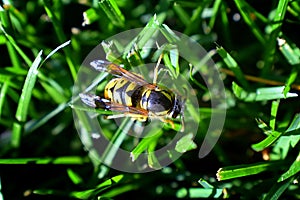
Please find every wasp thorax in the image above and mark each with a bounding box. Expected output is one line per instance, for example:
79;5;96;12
141;85;176;116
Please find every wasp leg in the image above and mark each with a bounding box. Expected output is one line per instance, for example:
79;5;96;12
106;113;148;121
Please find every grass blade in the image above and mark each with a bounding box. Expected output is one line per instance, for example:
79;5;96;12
278;152;300;182
0;156;88;164
11;51;42;148
232;82;298;102
234;0;265;44
270;100;280;130
217;46;249;89
217;162;281;181
98;0;125;27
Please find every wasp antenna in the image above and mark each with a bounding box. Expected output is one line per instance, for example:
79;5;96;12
90;60;111;72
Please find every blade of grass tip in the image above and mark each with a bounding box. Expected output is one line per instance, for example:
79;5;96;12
277;38;300;95
252;118;282;151
216;161;282;181
160;24;180;43
98;0;125;27
45;40;71;62
23;41;71;133
82;7;99;26
101;183;139;199
11;51;42;148
123;14;161;55
270;100;280;130
173;3;191;27
184;5;204;35
217;46;249;89
74;176;131;199
285;113;300;133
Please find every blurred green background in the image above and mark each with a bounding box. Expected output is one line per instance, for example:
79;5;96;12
0;0;300;199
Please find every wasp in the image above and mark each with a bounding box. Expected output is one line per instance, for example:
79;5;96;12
80;57;185;131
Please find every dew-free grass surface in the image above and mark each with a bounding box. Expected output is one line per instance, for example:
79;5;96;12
0;0;300;199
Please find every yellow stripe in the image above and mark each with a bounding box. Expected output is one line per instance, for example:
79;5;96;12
104;78;119;100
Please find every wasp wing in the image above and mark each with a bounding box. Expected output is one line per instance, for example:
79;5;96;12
90;60;155;88
79;93;149;116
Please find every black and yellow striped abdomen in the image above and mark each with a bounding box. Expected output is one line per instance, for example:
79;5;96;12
104;77;176;117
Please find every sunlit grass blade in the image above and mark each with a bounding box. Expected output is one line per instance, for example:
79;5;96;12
67;169;84;185
217;46;249;89
177;188;223;198
269;0;289;34
0;156;88;164
175;133;197;153
130;129;163;162
11;51;42;148
100;183;139;198
232;82;298;102
278;38;300;65
270;100;280;130
34;174;124;199
278;152;300;182
277;37;300;95
216;162;281;181
285;113;300;133
251;130;282;151
98;0;125;27
148;151;161;170
176;181;223;199
252;118;283;151
123;15;162;55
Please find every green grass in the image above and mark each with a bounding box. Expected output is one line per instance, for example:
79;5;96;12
0;0;300;199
